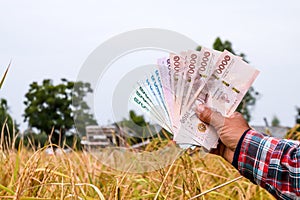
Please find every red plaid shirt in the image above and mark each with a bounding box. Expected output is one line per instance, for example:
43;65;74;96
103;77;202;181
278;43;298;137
233;129;300;200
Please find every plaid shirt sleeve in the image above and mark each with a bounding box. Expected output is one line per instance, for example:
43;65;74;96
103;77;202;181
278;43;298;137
232;129;300;199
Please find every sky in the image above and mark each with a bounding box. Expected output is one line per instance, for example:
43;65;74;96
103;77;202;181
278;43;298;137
0;0;300;131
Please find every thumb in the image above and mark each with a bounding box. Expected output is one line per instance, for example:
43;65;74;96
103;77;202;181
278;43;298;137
196;105;225;130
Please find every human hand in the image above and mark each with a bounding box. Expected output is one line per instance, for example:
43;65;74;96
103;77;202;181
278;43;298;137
196;105;250;163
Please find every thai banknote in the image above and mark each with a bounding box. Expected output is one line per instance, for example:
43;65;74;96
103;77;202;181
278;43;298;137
169;52;186;134
173;47;221;148
129;86;172;132
157;57;174;132
178;50;259;150
141;74;171;127
150;69;171;126
180;47;221;114
177;50;201;114
130;48;259;151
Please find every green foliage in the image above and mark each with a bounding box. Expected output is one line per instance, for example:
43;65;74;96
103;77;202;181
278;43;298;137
129;110;147;126
73;81;98;136
296;107;300;124
213;38;234;53
271;115;280;127
117;110;161;145
0;98;18;147
23;79;73;144
23;79;97;146
198;37;259;121
236;87;259;122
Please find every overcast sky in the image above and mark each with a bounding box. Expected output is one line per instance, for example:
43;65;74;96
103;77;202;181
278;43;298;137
0;0;300;130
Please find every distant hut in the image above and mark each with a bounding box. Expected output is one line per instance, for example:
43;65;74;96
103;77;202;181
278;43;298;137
81;125;121;150
251;125;290;138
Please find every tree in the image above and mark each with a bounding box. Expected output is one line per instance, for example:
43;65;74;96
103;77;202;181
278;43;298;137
23;79;97;145
118;110;149;139
72;81;98;136
296;107;300;124
197;37;260;121
117;110;171;145
129;110;147;127
0;98;18;149
271;115;280;127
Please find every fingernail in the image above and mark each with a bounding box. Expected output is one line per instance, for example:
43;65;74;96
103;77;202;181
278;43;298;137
197;104;205;113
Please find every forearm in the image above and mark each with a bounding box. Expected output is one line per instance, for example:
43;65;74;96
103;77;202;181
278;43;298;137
233;129;300;199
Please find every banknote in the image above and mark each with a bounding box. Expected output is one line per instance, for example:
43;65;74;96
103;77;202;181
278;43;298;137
129;85;171;132
173;52;187;114
178;50;259;150
131;83;209;147
173;47;221;149
135;84;166;122
200;50;259;116
150;70;171;125
129;87;172;132
169;52;186;134
169;52;186;102
157;57;174;132
177;50;201;114
140;76;170;128
130;48;259;151
180;47;220;113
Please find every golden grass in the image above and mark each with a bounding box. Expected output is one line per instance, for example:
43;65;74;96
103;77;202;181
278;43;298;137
0;141;275;200
285;124;300;140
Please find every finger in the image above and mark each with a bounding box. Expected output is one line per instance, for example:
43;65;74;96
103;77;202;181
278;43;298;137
196;105;225;129
230;112;243;118
209;148;220;155
209;141;224;156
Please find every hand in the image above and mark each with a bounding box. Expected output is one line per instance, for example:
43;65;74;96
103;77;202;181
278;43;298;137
196;105;250;163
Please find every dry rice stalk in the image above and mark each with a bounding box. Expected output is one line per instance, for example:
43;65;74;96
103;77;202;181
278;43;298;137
189;176;243;199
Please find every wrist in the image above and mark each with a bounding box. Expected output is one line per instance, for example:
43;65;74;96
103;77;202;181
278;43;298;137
232;128;251;169
223;149;235;163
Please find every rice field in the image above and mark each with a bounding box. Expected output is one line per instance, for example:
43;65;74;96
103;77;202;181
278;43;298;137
0;135;275;200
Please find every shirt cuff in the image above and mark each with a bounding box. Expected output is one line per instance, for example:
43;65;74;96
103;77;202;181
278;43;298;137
232;128;251;169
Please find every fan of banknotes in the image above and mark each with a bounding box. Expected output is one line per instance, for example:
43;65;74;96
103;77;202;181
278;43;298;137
130;47;259;151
